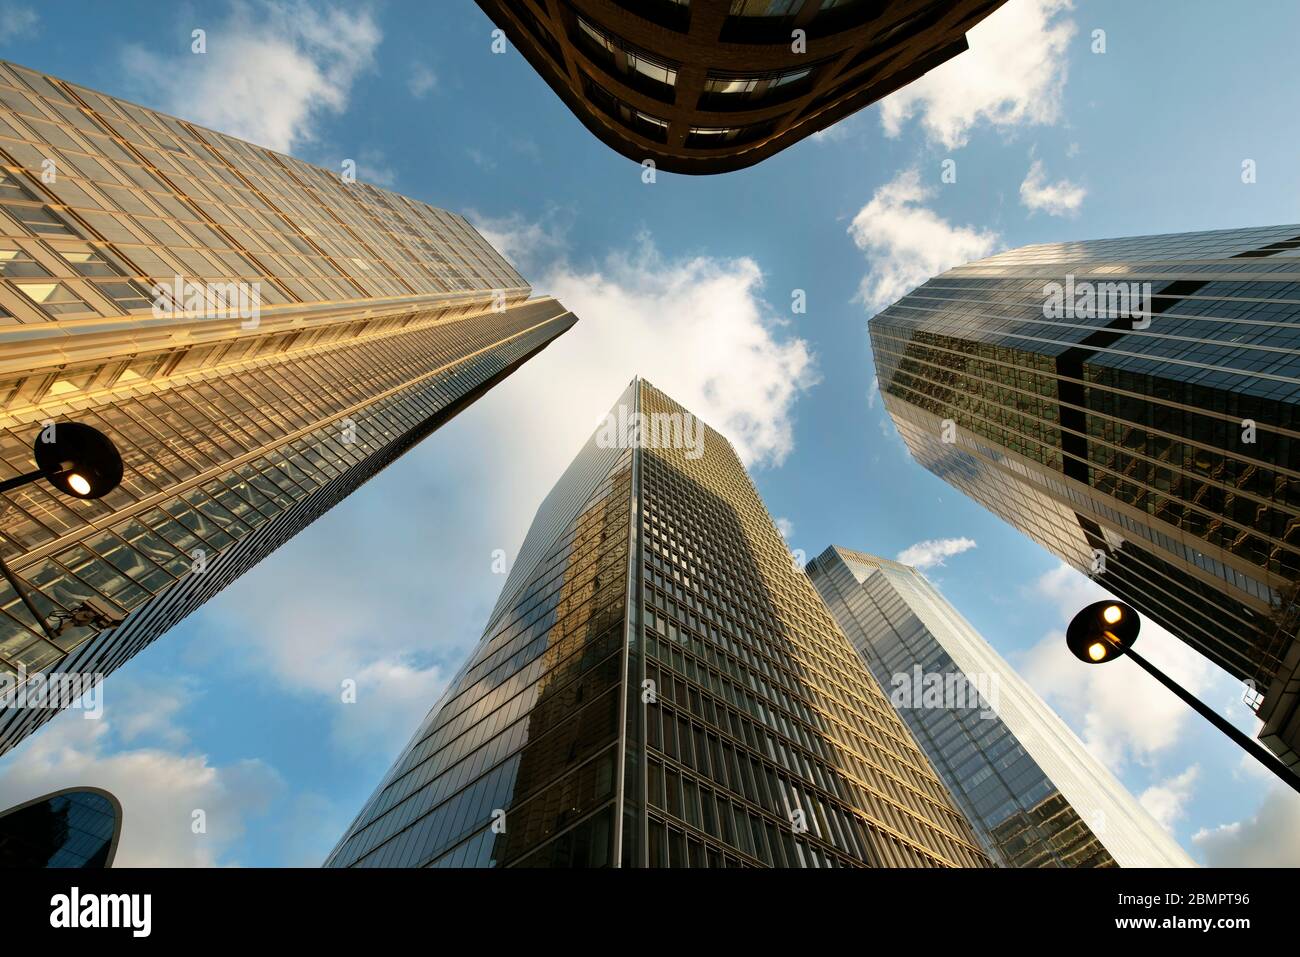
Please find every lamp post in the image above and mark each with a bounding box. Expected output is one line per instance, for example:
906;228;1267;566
0;422;123;643
1067;599;1300;795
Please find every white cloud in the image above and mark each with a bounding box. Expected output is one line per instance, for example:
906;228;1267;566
0;696;280;866
896;536;977;570
180;526;449;761
408;63;437;99
466;147;497;171
472;211;571;278
849;169;999;311
1194;786;1300;866
1139;764;1199;832
879;0;1076;148
0;3;37;44
357;147;397;188
810;123;852;145
775;518;795;540
474;219;817;468
110;674;195;749
1019;158;1086;216
1019;563;1233;769
121;1;381;154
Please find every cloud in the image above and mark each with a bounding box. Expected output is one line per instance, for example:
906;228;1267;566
775;517;795;540
1194;786;1300;867
471;211;571;277
1020;158;1086;216
0;3;37;44
109;674;196;749
0;692;280;866
896;536;977;570
849;169;999;311
1139;764;1199;832
1019;563;1232;769
120;0;381;154
408;63;437;99
180;520;450;761
356;147;397;188
879;0;1076;148
474;217;817;468
466;147;497;171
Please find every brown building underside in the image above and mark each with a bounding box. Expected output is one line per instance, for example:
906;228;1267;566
475;0;1008;174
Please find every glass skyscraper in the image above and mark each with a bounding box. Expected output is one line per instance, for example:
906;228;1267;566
326;379;991;868
0;786;121;867
807;545;1195;867
0;60;576;755
869;225;1300;768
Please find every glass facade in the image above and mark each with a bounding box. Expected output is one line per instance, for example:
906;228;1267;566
869;224;1300;767
807;546;1195;867
0;60;577;755
0;787;121;867
326;379;992;867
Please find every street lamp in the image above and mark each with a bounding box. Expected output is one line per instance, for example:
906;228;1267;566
0;423;124;643
1067;599;1300;795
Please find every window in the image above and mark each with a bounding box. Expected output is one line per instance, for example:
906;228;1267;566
92;279;154;312
52;242;123;276
0;246;50;277
730;0;800;16
702;67;814;106
14;281;90;316
1;199;76;236
576;17;678;91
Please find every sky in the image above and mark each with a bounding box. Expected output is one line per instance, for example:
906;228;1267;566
0;0;1298;867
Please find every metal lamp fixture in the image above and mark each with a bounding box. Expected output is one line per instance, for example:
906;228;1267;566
0;423;124;643
1066;599;1140;665
1066;598;1300;795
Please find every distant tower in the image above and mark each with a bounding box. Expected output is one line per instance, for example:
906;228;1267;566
807;546;1196;867
326;379;992;867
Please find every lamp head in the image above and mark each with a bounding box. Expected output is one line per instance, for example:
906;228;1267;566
33;422;123;500
1066;599;1140;664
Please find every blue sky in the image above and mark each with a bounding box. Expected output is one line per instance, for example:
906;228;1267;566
1;0;1298;866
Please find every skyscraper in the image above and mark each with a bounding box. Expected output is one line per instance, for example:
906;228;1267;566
0;786;121;868
474;0;1008;174
0;60;576;755
326;379;992;868
807;545;1196;867
869;224;1300;768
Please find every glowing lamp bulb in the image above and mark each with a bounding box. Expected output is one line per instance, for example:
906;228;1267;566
67;473;92;496
1087;641;1108;662
1102;604;1123;625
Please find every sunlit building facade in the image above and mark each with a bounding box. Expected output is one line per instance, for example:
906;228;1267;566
0;60;576;755
326;379;992;868
474;0;1008;173
807;545;1195;867
869;224;1300;768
